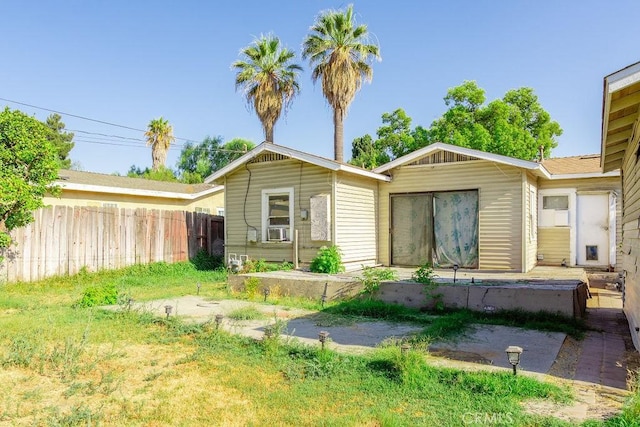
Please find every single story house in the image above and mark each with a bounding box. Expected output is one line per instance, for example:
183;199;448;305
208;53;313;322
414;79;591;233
207;142;619;273
205;143;390;271
45;169;225;214
601;60;640;351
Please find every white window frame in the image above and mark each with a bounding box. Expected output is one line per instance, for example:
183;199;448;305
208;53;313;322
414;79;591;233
539;189;576;228
195;207;211;214
261;187;294;243
216;207;225;216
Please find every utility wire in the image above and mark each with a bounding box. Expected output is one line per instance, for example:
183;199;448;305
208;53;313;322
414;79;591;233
0;96;196;142
1;96;251;154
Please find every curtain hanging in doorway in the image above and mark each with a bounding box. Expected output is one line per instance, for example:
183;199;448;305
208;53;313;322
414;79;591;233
434;191;479;268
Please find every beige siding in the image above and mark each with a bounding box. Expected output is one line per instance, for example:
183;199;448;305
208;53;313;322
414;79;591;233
224;159;332;264
44;190;224;213
524;173;538;271
538;176;622;269
378;160;523;271
621;135;640;350
537;228;571;265
335;172;378;269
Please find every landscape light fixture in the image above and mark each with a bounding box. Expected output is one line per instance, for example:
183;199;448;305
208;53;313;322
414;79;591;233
505;346;523;375
197;282;201;295
318;331;330;350
452;264;459;283
263;287;271;302
215;314;224;330
164;305;173;319
401;343;411;355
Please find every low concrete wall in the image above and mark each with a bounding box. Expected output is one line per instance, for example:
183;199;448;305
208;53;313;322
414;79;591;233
228;272;363;301
377;280;589;318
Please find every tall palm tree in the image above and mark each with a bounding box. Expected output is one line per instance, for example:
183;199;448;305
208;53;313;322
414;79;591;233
303;5;381;162
232;35;302;143
145;117;175;171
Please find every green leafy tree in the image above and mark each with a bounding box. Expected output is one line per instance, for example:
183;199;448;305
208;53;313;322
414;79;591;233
233;35;301;143
350;108;416;169
350;134;388;169
0;108;60;262
44;113;74;168
302;4;381;163
177;137;255;183
426;81;562;160
127;165;178;182
145;117;175;170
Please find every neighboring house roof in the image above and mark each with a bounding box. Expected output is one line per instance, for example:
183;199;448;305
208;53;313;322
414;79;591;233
204;142;391;184
56;169;223;200
601;61;640;172
542;154;619;179
373;142;550;177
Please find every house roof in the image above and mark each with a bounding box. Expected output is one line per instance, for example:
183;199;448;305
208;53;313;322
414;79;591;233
601;61;640;172
373;142;549;176
542;154;619;178
56;169;223;200
204;142;391;184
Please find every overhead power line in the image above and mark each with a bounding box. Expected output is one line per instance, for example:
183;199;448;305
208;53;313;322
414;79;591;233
0;96;197;143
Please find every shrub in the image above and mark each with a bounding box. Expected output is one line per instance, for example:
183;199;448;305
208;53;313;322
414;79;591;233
190;249;223;271
412;262;443;310
76;283;119;307
359;266;398;294
310;246;344;274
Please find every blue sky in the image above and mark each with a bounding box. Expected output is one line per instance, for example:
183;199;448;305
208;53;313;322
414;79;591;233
1;1;639;175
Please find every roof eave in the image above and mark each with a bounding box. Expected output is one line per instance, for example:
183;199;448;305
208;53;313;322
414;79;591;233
374;142;542;174
57;182;223;200
205;142;390;183
601;62;640;172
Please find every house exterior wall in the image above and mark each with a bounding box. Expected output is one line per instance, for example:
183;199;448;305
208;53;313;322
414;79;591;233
537;176;621;269
335;172;378;270
621;134;640;351
524;173;538;272
43;190;224;213
223;159;333;264
378;160;524;271
537;228;571;265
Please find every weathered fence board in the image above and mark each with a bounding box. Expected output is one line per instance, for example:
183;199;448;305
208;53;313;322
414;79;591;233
1;206;224;283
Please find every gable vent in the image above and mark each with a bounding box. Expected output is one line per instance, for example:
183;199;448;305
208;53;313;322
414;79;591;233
250;153;289;164
407;150;479;166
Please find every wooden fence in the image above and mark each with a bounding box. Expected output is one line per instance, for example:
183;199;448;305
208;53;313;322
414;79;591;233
0;206;224;283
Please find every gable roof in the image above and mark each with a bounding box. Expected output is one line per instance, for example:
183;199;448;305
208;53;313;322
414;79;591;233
373;142;549;176
57;169;223;200
204;142;391;184
542;154;619;179
601;61;640;172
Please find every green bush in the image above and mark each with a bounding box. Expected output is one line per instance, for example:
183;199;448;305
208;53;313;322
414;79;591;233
76;283;119;307
359;266;398;294
190;249;224;271
241;259;294;273
310;246;345;274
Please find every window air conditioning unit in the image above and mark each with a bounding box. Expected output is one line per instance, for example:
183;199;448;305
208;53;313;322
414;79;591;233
268;227;287;241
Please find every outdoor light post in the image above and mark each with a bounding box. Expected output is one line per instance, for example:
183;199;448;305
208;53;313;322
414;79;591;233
164;305;173;319
197;282;201;295
215;314;224;330
452;264;459;283
505;346;523;375
318;331;329;350
263;287;270;302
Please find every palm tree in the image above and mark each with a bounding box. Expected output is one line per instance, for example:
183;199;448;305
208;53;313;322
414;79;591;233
145;117;175;171
302;5;381;162
232;35;302;143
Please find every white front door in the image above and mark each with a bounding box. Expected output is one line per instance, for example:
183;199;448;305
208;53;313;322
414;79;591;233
576;194;610;266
